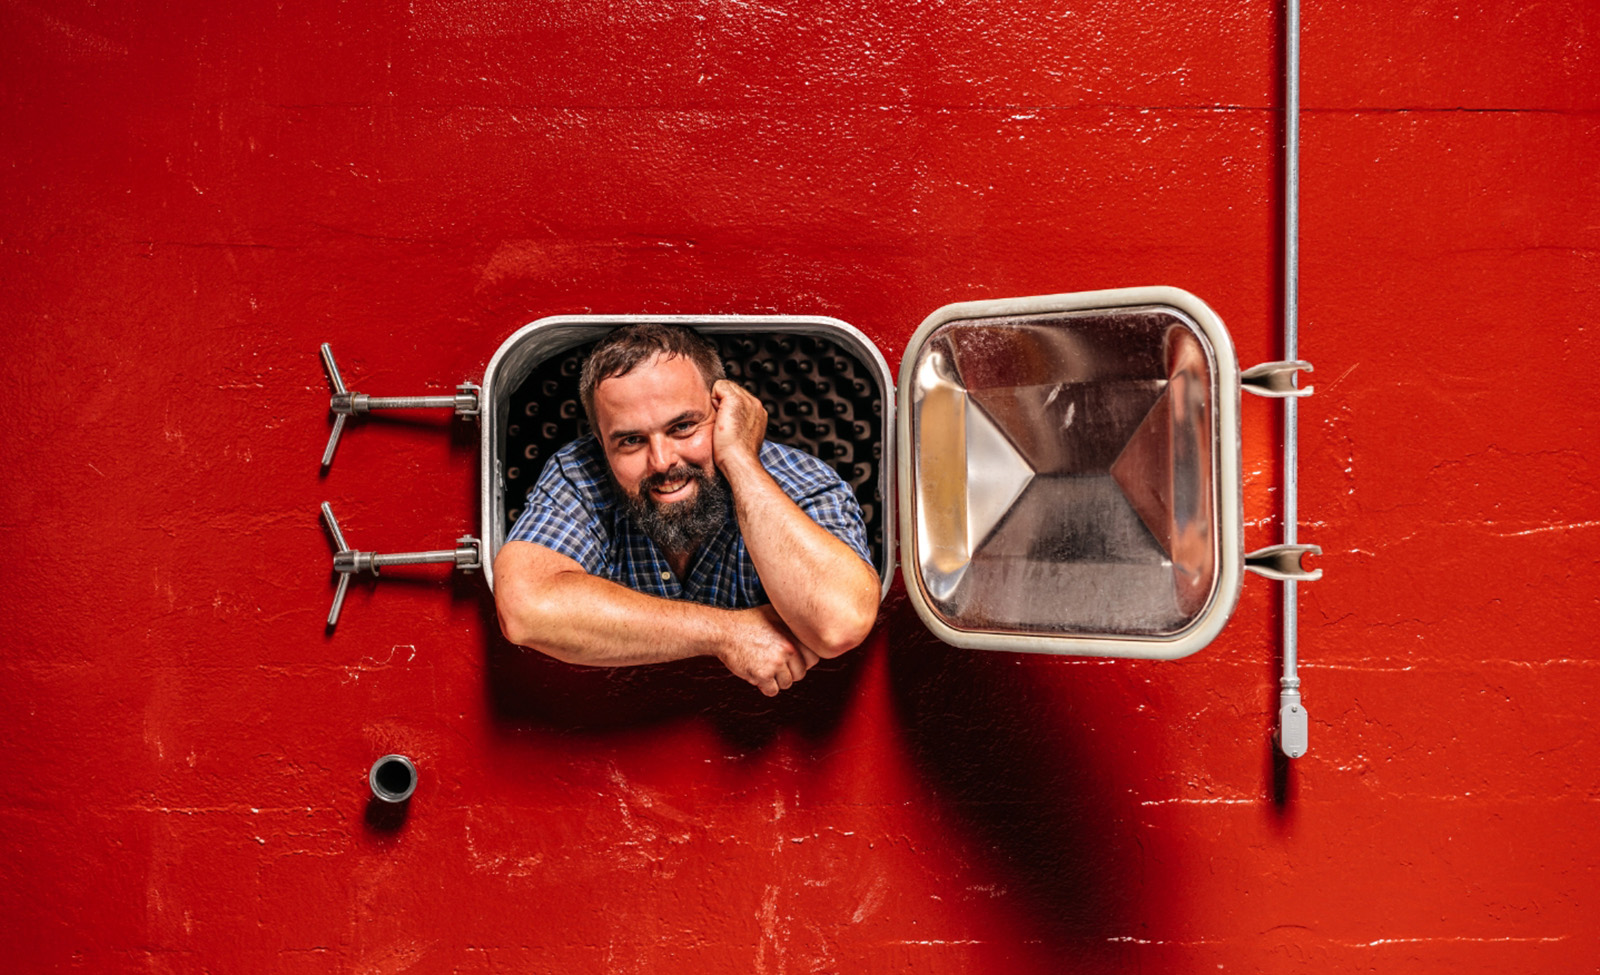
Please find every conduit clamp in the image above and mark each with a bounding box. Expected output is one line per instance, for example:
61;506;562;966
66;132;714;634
320;502;481;628
1241;359;1313;398
320;343;480;468
1244;543;1323;582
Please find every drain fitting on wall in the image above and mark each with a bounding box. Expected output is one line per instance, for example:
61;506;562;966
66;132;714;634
369;754;418;803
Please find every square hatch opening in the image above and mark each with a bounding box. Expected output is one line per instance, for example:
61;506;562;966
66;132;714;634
481;316;895;591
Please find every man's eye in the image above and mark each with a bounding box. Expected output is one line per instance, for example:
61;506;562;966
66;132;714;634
671;422;698;436
619;437;645;448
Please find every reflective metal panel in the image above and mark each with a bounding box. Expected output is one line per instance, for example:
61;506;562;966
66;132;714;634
900;289;1241;657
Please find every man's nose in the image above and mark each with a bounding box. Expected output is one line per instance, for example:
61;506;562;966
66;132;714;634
647;436;676;472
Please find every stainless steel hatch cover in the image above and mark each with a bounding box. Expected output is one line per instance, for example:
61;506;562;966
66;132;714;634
897;287;1243;659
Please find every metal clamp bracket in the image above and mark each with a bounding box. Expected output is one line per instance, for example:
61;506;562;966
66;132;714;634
1241;359;1314;398
320;344;480;468
320;502;481;628
1244;543;1322;582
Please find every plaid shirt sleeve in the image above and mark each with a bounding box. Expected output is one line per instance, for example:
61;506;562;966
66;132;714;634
760;442;874;570
504;440;610;575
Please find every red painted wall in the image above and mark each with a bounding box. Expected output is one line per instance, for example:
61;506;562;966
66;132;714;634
4;1;1597;971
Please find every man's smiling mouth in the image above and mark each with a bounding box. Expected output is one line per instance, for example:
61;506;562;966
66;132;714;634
651;477;693;500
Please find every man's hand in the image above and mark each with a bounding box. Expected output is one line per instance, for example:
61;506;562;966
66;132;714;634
717;605;822;697
711;379;768;474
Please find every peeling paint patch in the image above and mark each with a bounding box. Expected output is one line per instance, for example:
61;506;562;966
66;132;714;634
851;876;887;924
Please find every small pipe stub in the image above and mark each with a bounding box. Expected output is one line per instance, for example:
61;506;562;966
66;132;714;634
369;754;418;803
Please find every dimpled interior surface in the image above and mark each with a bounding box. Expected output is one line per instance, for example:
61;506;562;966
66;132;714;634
503;333;886;569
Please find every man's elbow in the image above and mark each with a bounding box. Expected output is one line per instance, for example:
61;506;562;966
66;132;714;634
495;594;543;653
495;587;575;662
493;545;593;662
496;606;538;653
812;594;879;659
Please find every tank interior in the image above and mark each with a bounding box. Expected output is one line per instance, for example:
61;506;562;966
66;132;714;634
502;333;888;577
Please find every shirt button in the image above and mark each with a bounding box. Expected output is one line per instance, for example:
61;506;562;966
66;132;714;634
660;570;671;581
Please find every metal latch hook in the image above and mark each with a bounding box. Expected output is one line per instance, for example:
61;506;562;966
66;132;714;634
1244;543;1323;582
320;502;481;628
1241;359;1314;398
319;344;481;468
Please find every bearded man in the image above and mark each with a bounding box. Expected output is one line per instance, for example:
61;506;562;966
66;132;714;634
493;324;881;696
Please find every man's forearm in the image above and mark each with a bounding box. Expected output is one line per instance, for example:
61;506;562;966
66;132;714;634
721;454;880;657
494;542;731;666
494;541;816;696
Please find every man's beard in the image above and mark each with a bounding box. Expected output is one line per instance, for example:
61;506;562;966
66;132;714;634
618;462;733;554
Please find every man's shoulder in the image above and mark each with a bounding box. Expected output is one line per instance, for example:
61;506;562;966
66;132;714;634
759;440;849;493
540;435;615;503
548;433;605;468
506;433;619;560
755;439;873;568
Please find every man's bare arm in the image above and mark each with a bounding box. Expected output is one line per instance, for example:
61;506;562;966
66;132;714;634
492;540;819;695
711;381;881;658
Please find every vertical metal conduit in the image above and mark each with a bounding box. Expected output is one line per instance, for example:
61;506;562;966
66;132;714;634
1278;0;1309;758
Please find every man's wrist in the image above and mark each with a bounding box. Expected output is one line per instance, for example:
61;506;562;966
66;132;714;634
706;606;748;664
716;446;767;486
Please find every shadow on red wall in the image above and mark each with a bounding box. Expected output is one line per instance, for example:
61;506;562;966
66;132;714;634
885;604;1146;961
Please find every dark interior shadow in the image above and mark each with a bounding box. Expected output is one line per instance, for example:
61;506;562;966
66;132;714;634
885;599;1140;963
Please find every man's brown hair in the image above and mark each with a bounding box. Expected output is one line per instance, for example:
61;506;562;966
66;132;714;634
579;324;726;427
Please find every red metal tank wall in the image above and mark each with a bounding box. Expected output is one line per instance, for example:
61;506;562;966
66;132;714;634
3;1;1597;971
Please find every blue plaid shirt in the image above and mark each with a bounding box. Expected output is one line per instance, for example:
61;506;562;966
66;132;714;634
506;435;873;608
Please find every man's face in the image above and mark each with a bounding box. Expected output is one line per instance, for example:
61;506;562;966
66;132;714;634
593;353;728;551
